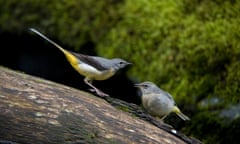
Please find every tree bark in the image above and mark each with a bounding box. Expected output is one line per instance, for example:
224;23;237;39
0;66;201;144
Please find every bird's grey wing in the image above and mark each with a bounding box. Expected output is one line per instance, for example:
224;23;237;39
71;52;110;71
157;88;174;101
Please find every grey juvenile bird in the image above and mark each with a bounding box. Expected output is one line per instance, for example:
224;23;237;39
29;28;131;97
135;81;190;121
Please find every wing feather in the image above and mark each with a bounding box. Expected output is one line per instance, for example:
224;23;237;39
71;52;111;71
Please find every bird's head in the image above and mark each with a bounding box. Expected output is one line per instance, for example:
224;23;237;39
134;81;159;95
111;58;132;70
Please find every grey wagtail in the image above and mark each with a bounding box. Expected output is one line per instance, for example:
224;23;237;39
29;28;131;97
135;81;190;121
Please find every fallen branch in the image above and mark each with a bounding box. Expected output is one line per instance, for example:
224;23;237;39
0;66;201;144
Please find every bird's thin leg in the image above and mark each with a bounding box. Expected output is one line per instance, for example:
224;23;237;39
84;78;109;97
160;115;168;121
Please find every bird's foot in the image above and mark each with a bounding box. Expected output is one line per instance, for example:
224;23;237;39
89;88;109;97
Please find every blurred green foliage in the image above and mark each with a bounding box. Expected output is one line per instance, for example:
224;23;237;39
0;0;122;49
1;0;240;143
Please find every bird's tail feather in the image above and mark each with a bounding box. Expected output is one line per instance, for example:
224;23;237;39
29;28;66;53
173;106;190;121
29;28;79;66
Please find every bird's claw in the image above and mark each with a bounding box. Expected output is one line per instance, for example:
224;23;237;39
89;88;109;97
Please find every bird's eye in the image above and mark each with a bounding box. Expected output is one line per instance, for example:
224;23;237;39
119;61;124;65
143;85;148;89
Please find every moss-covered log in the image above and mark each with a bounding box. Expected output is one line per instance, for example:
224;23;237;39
0;66;200;144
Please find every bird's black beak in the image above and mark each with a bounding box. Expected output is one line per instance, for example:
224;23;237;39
126;62;132;65
134;83;142;88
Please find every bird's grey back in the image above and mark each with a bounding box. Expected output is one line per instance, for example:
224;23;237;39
72;52;116;71
157;88;174;101
143;81;174;101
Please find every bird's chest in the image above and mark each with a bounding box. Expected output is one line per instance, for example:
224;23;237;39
142;95;174;116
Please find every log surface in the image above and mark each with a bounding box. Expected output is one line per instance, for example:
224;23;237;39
0;66;196;144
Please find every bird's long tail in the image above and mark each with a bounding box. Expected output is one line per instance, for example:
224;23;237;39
172;106;190;121
29;28;67;53
29;28;79;67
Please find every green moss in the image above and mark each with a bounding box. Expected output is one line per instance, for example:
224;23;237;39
215;62;240;104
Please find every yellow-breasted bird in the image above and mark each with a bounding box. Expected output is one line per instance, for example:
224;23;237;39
29;28;131;97
135;81;190;121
